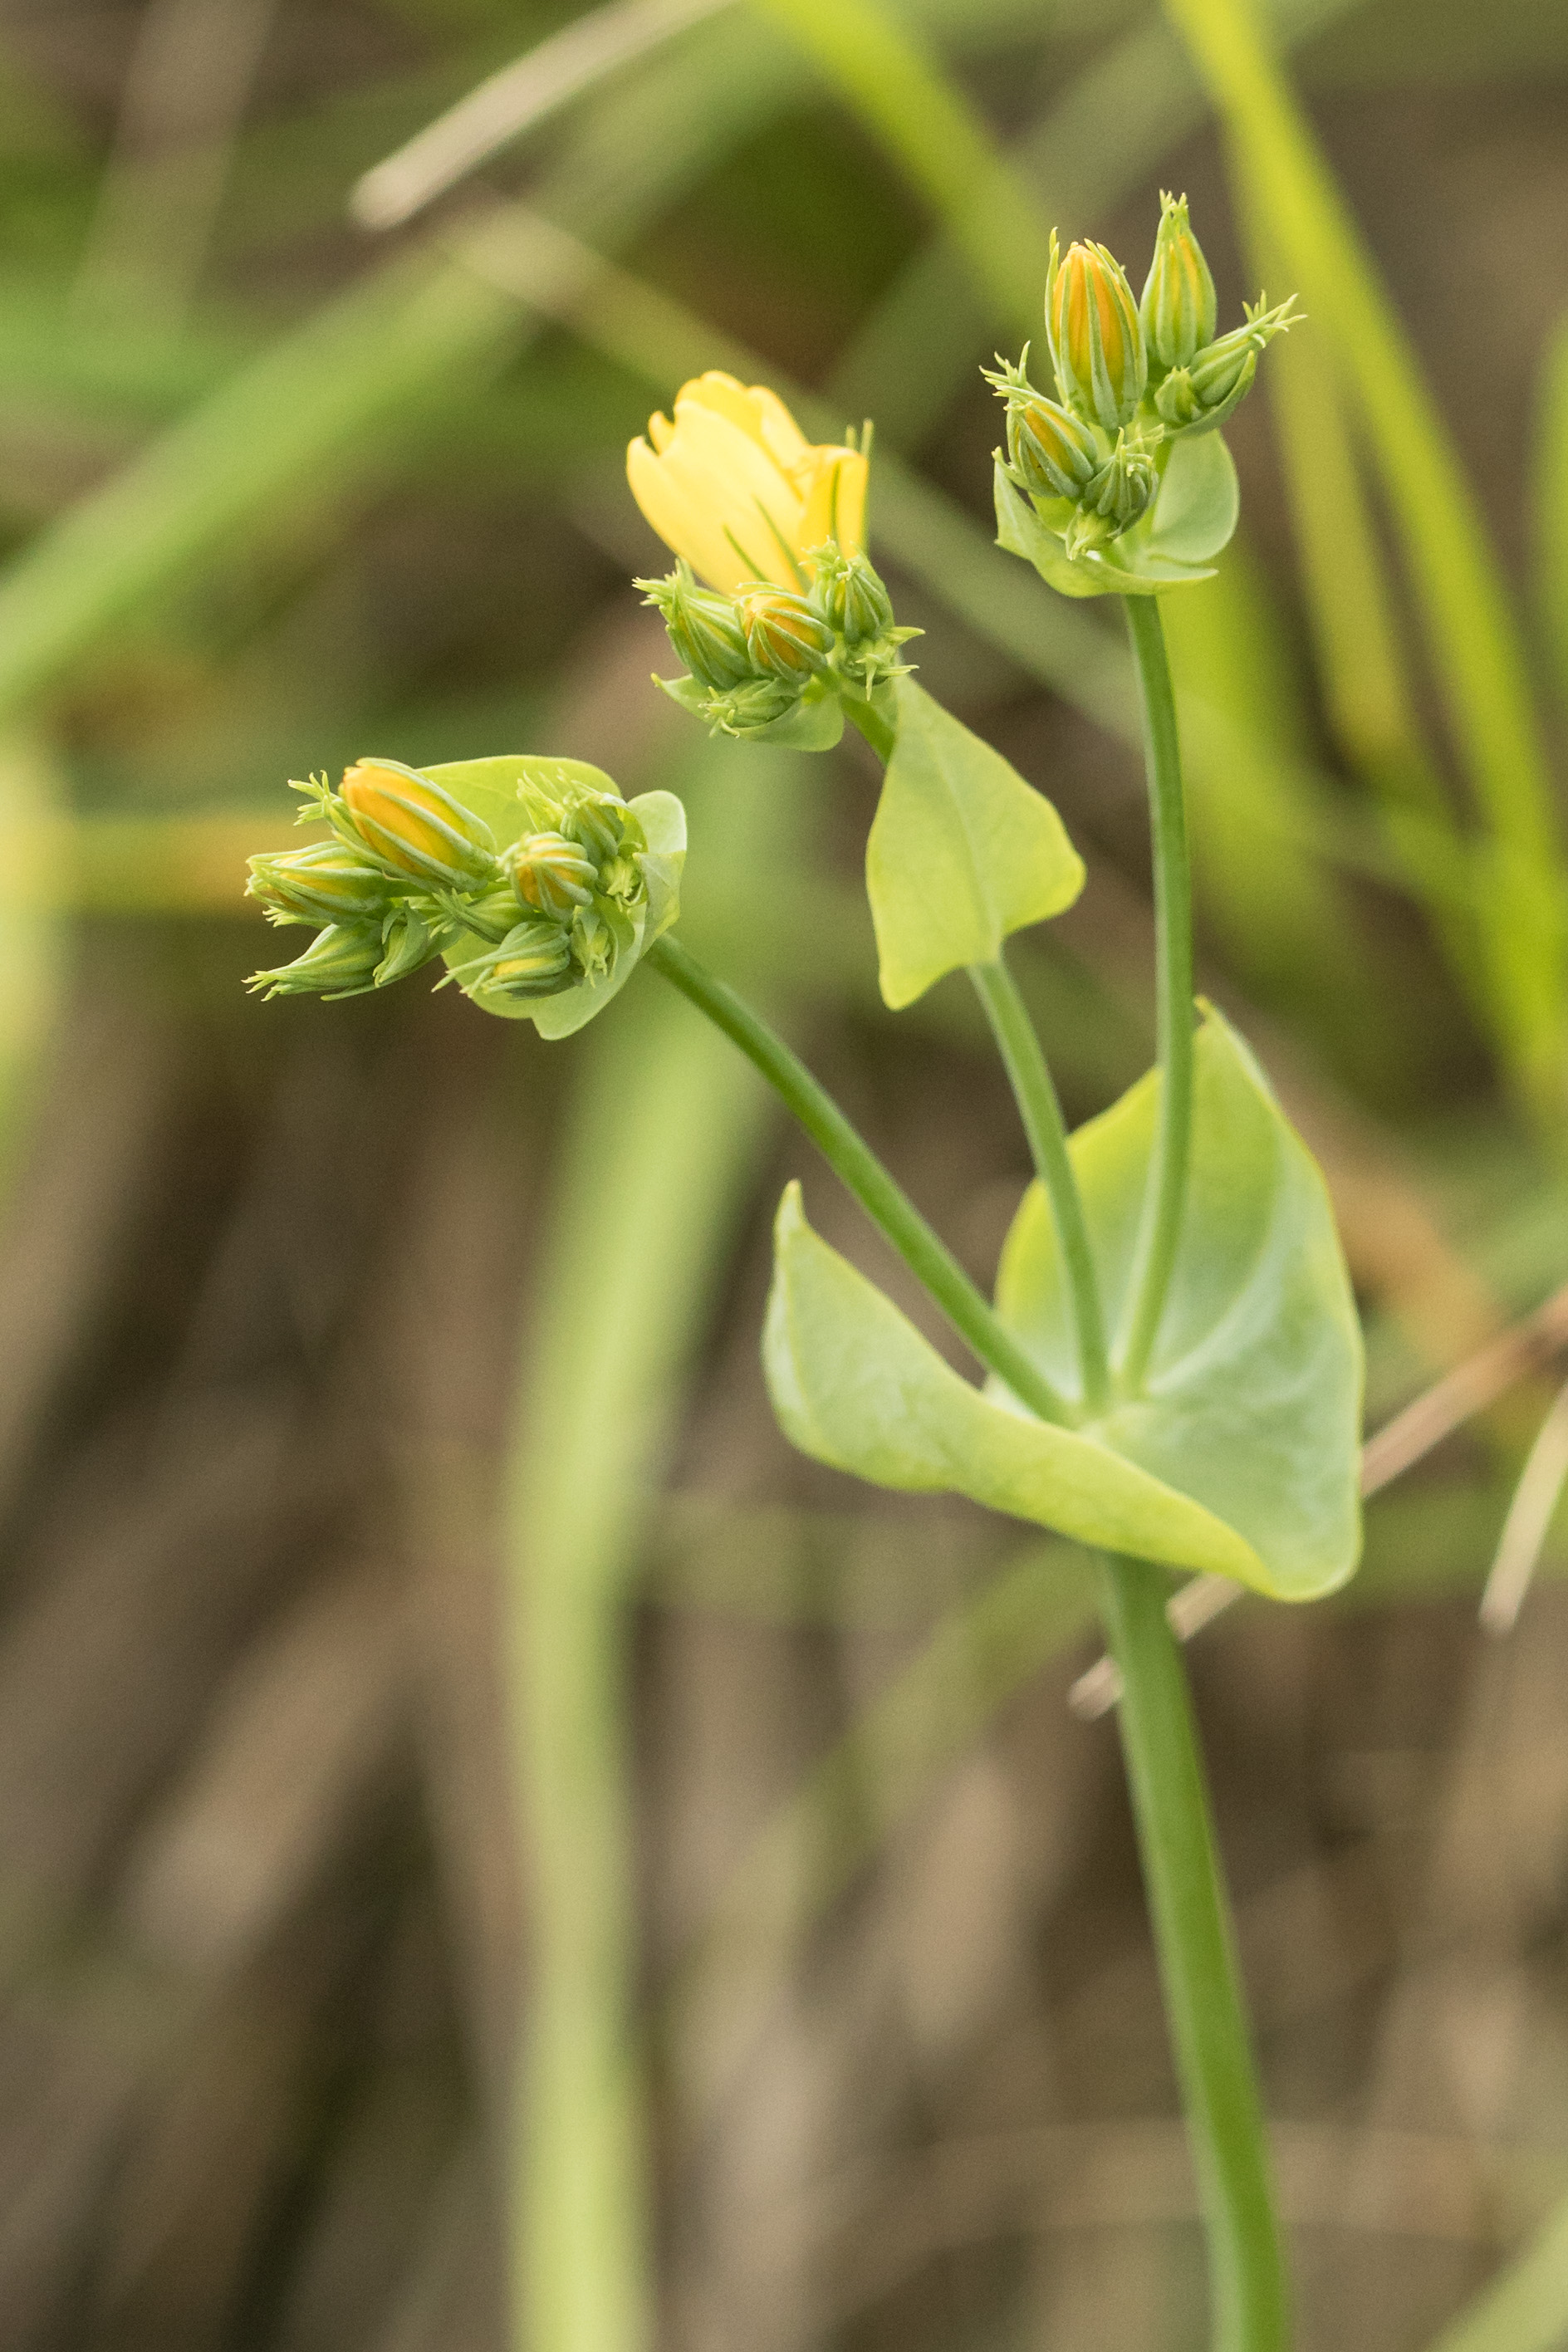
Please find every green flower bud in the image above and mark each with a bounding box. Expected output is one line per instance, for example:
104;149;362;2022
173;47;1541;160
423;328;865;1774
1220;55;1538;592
1002;386;1103;502
247;842;388;926
1045;230;1148;431
505;831;597;923
375;903;439;988
807;545;894;644
735;584;836;684
1064;431;1159;558
636;563;753;692
708;677;801;734
247;921;385;1002
571;904;620;985
468;919;575;1000
338;757;497;889
1154;295;1297;434
1140;191;1218;375
557;786;634;867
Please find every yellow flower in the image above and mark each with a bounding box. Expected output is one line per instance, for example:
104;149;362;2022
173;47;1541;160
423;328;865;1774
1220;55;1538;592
626;372;867;594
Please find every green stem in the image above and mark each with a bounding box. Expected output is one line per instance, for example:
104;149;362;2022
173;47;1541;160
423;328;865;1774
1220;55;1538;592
1120;593;1195;1394
1096;1553;1289;2352
846;695;1107;1409
968;954;1109;1412
649;932;1073;1426
845;690;895;761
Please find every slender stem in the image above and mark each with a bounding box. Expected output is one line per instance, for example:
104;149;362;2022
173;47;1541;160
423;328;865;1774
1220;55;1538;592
649;932;1074;1426
1096;1553;1289;2352
969;954;1109;1413
847;693;1106;1408
1119;594;1196;1394
845;690;895;761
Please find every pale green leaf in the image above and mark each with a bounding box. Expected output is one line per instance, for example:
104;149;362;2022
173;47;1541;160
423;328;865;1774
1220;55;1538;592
429;757;685;1036
995;1007;1362;1600
763;1180;1267;1584
865;676;1084;1009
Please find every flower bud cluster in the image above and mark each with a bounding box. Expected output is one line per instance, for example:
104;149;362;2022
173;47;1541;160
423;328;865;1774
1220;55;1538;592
991;195;1297;566
638;548;919;740
247;757;652;1007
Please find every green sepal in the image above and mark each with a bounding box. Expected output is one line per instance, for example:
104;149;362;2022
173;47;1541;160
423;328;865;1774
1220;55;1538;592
993;431;1239;599
865;676;1084;1008
429;757;685;1036
762;1181;1267;1584
747;677;845;750
654;670;845;751
992;1007;1362;1600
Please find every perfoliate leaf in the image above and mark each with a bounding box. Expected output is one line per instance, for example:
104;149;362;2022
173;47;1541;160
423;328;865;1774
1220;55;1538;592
993;433;1240;600
429;757;684;1036
865;677;1084;1009
763;1181;1265;1582
762;1012;1361;1602
993;1007;1362;1600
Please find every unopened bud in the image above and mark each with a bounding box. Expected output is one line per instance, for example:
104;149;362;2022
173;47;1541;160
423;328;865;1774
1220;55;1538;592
339;757;497;889
247;921;384;1001
1154;295;1296;434
808;546;894;644
735;585;836;684
571;906;617;984
558;786;636;868
505;831;597;923
1140;192;1218;374
1007;391;1103;503
637;563;753;692
1046;231;1148;431
1064;432;1159;558
478;919;575;999
247;842;387;926
375;904;438;987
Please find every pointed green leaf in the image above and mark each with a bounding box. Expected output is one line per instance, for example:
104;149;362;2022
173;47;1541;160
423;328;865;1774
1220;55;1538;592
994;1008;1362;1600
865;675;1084;1009
763;1181;1267;1584
429;757;684;1036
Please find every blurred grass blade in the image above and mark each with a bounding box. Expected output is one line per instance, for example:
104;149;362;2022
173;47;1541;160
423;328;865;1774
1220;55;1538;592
350;0;733;230
1425;2188;1568;2352
749;0;1050;338
0;247;522;723
1239;171;1480;997
1160;545;1401;1083
1163;0;1568;1122
667;1541;1095;2119
1532;317;1568;713
508;757;798;2352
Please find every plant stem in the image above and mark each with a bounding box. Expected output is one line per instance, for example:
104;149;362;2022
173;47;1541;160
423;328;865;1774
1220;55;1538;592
845;690;895;761
1119;593;1195;1393
969;954;1109;1412
845;694;1107;1409
1096;1551;1289;2352
649;932;1074;1426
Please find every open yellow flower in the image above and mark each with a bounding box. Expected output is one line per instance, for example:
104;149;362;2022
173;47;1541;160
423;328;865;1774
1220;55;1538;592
626;372;867;595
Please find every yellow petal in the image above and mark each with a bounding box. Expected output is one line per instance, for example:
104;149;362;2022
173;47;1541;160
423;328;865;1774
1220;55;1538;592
679;372;810;476
629;404;806;590
648;409;675;453
797;445;869;558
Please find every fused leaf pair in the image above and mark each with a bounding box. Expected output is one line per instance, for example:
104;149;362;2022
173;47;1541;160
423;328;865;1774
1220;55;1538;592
766;1010;1363;1603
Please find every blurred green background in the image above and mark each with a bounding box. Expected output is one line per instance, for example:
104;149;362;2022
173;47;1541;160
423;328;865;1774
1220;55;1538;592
2;2;1568;2348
